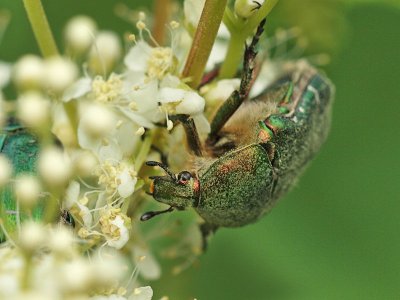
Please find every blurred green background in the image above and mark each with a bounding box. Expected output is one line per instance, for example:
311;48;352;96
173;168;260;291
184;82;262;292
1;1;399;299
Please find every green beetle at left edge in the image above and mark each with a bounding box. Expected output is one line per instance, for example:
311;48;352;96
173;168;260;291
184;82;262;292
0;119;42;239
143;60;334;242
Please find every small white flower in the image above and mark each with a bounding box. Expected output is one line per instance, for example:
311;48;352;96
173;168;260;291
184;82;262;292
64;15;97;54
96;160;137;199
48;227;74;255
43;56;78;93
38;146;72;187
124;41;176;80
117;167;137;198
14;175;41;208
12;54;44;90
99;209;131;249
72;150;98;177
79;103;116;139
17;92;50;128
18;222;47;252
89;31;121;74
60;259;93;293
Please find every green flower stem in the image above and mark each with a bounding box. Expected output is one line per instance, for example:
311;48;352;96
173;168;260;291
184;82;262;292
219;33;246;79
219;0;279;79
22;0;59;57
182;0;228;89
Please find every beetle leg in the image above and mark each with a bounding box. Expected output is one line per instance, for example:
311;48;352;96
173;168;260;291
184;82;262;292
151;145;169;167
199;222;219;251
207;19;266;144
171;114;203;157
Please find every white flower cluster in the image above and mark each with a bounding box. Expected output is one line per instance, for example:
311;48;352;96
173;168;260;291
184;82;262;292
0;0;254;297
0;223;153;299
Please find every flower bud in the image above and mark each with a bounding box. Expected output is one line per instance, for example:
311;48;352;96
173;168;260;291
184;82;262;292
88;31;121;75
18;221;46;252
60;259;93;293
234;0;264;19
0;154;12;187
43;57;78;94
64;15;97;55
80;104;115;140
12;55;44;91
38;147;71;187
14;175;41;208
17;92;50;129
49;227;74;255
73;150;98;177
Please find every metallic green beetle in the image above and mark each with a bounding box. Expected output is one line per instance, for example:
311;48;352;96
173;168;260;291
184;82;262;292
0;119;42;239
142;21;334;243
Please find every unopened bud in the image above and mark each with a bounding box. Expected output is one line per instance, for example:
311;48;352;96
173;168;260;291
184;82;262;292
64;15;97;55
14;175;41;208
43;57;78;94
80;104;115;138
88;31;121;75
234;0;264;19
39;147;71;187
17;92;50;129
13;55;44;91
18;221;46;252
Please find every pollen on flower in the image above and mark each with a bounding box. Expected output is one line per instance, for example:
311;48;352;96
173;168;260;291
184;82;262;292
167;119;174;131
136;20;146;30
135;127;145;136
78;227;90;238
170;21;180;29
129;101;138;111
128;33;136;42
96;160;137;198
147;47;175;79
91;73;123;103
99;208;131;249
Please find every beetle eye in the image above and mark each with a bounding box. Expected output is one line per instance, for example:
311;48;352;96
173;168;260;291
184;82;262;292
177;171;192;184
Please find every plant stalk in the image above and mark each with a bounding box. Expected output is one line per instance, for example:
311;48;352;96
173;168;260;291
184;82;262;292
182;0;228;89
22;0;59;57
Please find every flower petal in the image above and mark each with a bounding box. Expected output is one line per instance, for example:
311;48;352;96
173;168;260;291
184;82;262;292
176;91;205;115
62;77;92;102
117;168;137;198
124;41;152;72
107;216;129;249
65;181;80;209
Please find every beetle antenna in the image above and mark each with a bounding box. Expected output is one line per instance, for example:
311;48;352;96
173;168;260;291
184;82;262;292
140;206;174;221
146;161;176;181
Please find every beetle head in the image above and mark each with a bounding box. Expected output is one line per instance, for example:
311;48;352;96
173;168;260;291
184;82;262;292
141;161;200;221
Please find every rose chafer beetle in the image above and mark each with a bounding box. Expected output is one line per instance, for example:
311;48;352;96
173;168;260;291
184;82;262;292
142;20;334;246
0;118;42;240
